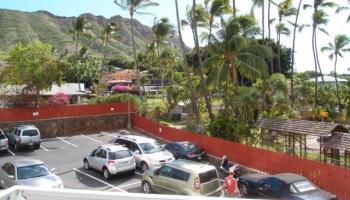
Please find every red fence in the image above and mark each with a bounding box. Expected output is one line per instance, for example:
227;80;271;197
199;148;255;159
133;114;350;200
0;103;136;122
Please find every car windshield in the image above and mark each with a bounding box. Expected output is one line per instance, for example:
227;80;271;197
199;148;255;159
0;132;5;139
17;164;50;180
22;129;39;136
182;142;198;151
290;181;317;193
109;150;132;159
140;142;164;154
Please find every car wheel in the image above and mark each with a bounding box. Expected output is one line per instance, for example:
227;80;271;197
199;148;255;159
141;162;149;173
142;181;152;194
239;183;249;197
83;160;90;170
103;167;110;180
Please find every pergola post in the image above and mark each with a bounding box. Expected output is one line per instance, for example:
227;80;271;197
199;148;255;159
319;136;322;162
261;128;264;149
345;150;348;168
299;134;302;157
292;133;295;156
304;135;307;159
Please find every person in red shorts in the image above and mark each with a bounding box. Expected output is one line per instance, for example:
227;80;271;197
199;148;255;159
223;167;240;197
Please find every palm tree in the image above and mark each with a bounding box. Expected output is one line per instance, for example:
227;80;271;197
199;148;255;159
69;16;93;91
232;0;236;17
276;0;295;72
304;0;336;108
321;35;350;109
183;2;215;122
290;0;303;109
250;0;265;39
336;0;350;23
114;0;159;97
207;16;271;88
174;0;201;123
100;21;120;65
204;0;232;60
151;17;174;88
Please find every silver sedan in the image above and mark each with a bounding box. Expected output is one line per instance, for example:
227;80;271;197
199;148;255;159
0;159;63;189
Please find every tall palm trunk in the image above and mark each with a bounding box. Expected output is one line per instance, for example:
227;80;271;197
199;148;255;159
75;33;82;92
232;0;236;17
277;16;282;73
192;0;215;122
314;31;325;83
268;0;274;74
334;55;341;109
262;0;265;39
130;14;142;97
156;42;164;88
291;0;302;109
175;0;201;123
312;24;318;109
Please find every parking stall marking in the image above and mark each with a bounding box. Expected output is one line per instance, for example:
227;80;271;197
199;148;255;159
7;149;15;156
40;146;49;151
101;132;118;138
80;134;103;144
117;181;141;189
56;137;79;148
73;168;126;193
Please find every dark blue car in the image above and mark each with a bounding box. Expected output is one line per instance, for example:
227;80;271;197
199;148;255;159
164;141;206;160
238;173;337;200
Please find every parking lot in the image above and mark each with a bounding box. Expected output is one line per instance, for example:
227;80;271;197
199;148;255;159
0;129;228;195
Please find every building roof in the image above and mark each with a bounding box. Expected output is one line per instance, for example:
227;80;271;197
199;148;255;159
323;132;350;151
102;70;137;84
308;75;348;83
254;117;348;137
42;83;86;96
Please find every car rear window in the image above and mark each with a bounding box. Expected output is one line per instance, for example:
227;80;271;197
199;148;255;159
0;132;5;139
22;129;39;136
199;169;218;183
182;142;197;151
290;181;317;193
109;150;132;160
172;168;190;182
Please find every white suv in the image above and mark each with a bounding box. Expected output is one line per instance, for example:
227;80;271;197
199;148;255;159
7;125;41;151
83;144;136;179
114;135;174;172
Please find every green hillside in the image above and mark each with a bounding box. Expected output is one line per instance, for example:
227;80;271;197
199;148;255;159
0;9;164;59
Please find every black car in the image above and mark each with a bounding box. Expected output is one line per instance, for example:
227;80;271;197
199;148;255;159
238;173;337;200
164;141;206;160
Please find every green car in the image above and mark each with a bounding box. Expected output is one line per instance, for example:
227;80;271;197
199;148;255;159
141;160;222;196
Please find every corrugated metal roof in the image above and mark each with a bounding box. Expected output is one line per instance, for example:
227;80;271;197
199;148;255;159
254;117;348;137
323;133;350;151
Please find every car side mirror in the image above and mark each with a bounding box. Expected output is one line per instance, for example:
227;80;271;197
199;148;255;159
135;150;141;154
8;175;15;179
51;168;56;173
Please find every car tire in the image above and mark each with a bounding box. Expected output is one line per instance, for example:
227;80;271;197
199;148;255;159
140;162;149;173
142;181;153;194
83;160;90;170
238;183;249;197
35;144;40;150
103;167;111;180
128;169;135;175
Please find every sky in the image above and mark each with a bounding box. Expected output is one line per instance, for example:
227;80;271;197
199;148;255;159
1;0;350;74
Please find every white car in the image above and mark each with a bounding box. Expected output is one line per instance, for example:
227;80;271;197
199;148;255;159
84;144;136;179
0;129;8;152
114;135;175;172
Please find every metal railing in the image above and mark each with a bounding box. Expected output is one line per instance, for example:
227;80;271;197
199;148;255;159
0;186;243;200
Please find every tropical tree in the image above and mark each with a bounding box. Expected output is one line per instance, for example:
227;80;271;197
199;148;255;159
321;35;350;109
250;0;265;39
232;0;236;17
183;2;215;122
100;21;120;65
290;0;303;109
336;0;350;23
207;16;271;89
114;0;159;97
276;0;295;72
151;17;174;88
174;0;201;123
69;16;93;91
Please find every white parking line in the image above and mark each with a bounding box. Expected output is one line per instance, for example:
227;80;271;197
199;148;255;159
57;137;78;148
101;132;118;138
73;168;126;193
135;171;143;176
7;149;15;156
107;181;140;191
40;146;49;151
80;134;103;144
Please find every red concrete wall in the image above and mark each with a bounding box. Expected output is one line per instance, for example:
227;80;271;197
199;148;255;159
0;103;135;122
133;114;350;200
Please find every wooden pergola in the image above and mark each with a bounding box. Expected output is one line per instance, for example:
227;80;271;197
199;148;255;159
254;118;348;160
322;132;350;167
